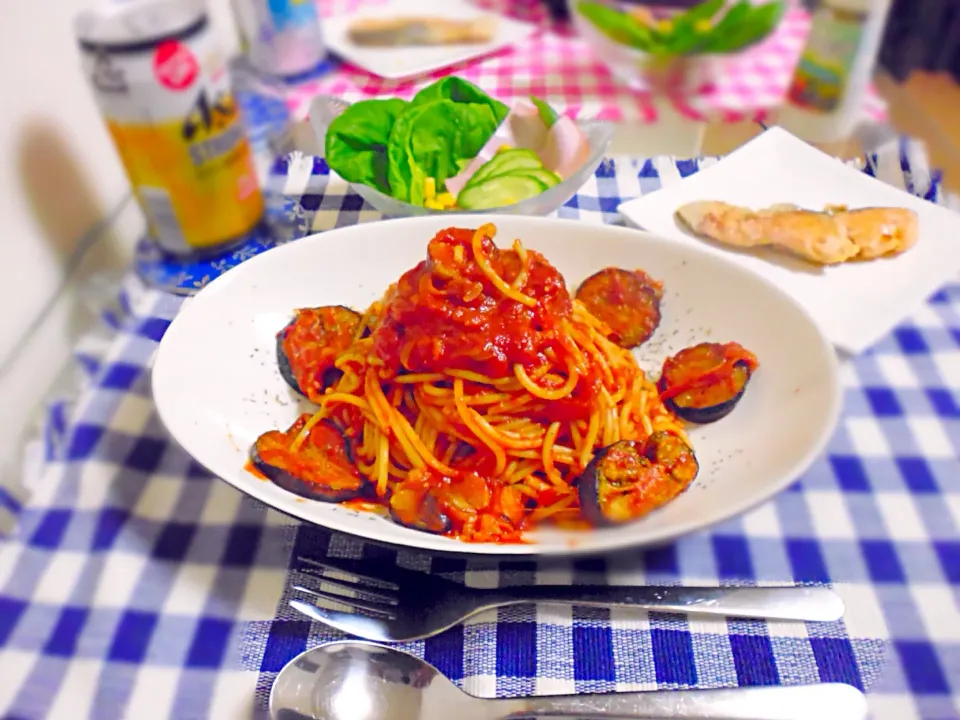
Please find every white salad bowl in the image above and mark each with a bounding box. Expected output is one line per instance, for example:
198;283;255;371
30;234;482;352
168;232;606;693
308;94;615;218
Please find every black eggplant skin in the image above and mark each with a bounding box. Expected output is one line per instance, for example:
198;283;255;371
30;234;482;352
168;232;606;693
250;420;366;503
276;306;359;398
577;441;638;528
578;435;699;528
659;359;753;424
387;489;452;535
276;318;303;395
251;444;363;502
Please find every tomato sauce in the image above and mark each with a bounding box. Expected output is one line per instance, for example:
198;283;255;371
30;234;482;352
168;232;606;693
254;414;365;498
595;443;672;523
280;306;360;402
659;342;758;408
385;466;528;543
575;268;663;348
372;227;573;378
588;432;698;525
244;459;267;480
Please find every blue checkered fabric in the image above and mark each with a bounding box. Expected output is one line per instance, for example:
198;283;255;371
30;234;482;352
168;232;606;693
2;138;959;720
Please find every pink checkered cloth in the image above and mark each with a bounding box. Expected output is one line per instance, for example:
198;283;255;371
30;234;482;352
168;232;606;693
286;0;887;124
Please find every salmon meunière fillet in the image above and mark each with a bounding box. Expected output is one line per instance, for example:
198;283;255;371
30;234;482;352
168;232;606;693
347;16;498;47
675;201;919;265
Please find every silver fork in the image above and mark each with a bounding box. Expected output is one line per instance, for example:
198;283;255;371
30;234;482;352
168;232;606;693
288;556;844;642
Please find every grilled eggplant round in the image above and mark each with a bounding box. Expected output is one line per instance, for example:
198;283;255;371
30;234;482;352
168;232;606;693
578;432;699;527
251;414;366;502
276;306;362;401
276;316;302;394
658;342;759;424
388;485;452;535
575;267;664;348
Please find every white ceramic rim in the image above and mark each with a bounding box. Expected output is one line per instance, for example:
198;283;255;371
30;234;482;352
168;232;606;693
152;215;842;557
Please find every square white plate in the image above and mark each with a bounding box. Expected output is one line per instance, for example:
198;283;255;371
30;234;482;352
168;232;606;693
618;127;960;355
322;0;536;81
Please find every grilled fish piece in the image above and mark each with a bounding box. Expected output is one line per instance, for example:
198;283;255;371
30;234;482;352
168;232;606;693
675;201;919;265
347;16;498;47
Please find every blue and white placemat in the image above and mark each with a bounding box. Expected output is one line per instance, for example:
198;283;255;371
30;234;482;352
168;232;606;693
1;139;959;719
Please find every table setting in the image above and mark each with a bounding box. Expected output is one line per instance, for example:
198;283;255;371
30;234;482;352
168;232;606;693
3;0;960;718
2;110;959;719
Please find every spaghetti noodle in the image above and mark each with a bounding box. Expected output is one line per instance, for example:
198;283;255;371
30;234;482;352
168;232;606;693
253;224;690;543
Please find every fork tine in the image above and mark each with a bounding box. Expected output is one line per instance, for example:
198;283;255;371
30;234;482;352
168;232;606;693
289;600;396;643
293;574;399;606
292;584;397;618
298;556;401;591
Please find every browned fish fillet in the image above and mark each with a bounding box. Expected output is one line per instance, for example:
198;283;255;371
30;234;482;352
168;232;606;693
840;207;920;259
347;16;498;47
675;201;919;265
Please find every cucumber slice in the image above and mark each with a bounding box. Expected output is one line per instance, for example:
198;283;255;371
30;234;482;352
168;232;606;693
466;149;543;189
514;167;561;189
458;174;547;210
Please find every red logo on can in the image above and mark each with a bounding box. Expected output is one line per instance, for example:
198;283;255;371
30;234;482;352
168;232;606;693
153;40;198;91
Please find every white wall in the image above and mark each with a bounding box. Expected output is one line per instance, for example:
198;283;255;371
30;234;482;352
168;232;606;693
0;0;239;475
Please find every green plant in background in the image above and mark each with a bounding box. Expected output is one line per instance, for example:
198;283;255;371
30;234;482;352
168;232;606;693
577;0;786;57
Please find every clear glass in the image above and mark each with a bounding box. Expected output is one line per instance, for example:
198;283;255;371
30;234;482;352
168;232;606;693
230;55;297;159
308;95;615;218
570;2;720;93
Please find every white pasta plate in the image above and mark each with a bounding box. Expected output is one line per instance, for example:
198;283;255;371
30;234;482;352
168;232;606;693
152;215;840;556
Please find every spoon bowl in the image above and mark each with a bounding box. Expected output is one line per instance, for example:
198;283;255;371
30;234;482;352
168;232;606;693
270;641;869;720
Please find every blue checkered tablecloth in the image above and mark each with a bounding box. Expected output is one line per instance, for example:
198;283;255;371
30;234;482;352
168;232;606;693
1;139;959;720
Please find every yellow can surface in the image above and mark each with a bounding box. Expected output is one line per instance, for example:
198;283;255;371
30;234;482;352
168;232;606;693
77;0;264;255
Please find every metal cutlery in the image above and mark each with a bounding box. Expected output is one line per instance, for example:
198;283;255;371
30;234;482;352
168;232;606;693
270;640;869;720
287;556;844;643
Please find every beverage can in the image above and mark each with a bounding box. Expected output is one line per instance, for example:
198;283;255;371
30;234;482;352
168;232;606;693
232;0;328;78
787;2;868;114
777;0;892;144
76;0;265;256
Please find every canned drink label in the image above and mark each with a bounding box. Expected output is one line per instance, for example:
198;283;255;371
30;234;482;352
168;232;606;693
787;9;866;114
82;22;264;254
266;0;318;31
233;0;326;77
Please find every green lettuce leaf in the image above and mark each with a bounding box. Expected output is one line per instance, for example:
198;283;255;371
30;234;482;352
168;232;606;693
411;76;509;123
324;98;408;194
386;78;509;204
387;99;502;205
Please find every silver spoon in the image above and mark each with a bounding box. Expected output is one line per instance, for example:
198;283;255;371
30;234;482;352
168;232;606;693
270;641;868;720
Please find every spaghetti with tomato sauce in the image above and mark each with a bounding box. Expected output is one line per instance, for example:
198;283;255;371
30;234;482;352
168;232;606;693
251;224;756;543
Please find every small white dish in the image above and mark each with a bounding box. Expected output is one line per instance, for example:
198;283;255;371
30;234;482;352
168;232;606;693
618;126;960;356
322;0;536;81
152;215;839;557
